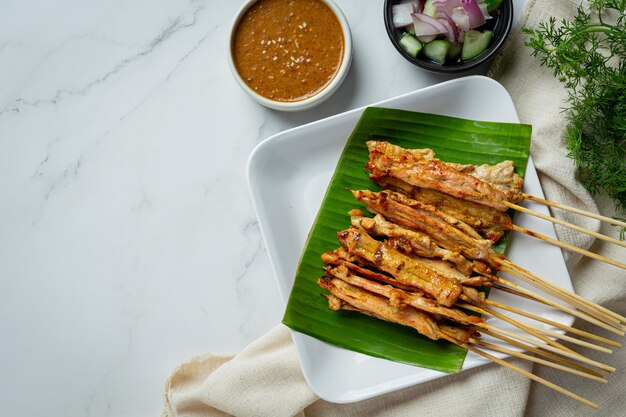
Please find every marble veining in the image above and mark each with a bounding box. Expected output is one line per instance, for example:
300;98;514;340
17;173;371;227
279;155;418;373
0;1;527;416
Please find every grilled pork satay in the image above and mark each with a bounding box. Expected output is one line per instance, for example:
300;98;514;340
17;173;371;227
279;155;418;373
321;246;363;266
418;258;489;287
322;289;473;344
374;175;512;242
383;190;484;240
348;209;494;282
365;140;436;160
322;248;422;292
327;265;483;325
366;141;524;204
439;324;473;344
318;276;441;340
450;160;524;203
348;209;475;275
352;190;493;262
366;143;512;211
337;228;463;307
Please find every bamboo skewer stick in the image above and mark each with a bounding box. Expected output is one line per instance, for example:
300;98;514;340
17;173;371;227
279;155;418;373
510;224;626;270
477;327;604;379
495;258;626;327
499;260;626;327
485;298;622;348
476;262;625;328
440;333;599;409
505;201;626;249
524;324;613;354
458;300;582;357
489;274;625;336
523;193;626;229
470;338;608;383
478;323;616;373
465;301;613;353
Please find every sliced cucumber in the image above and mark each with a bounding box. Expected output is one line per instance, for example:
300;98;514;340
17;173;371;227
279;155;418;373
461;30;493;61
423;0;436;17
399;33;422;58
446;43;462;63
423;39;450;64
405;25;415;36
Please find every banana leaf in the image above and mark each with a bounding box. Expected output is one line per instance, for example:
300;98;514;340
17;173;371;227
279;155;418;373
283;107;532;373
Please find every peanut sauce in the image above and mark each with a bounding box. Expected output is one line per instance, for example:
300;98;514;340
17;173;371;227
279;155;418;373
233;0;345;102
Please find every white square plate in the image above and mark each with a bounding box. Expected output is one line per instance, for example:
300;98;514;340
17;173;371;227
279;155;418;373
247;75;573;403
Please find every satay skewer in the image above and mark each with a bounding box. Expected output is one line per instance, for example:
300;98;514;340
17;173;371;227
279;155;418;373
333;256;620;351
350;189;626;326
366;141;625;266
326;265;611;370
322;282;600;408
327;253;622;344
522;193;626;229
324;232;624;339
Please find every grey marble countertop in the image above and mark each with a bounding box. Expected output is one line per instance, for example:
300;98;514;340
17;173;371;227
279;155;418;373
0;1;525;415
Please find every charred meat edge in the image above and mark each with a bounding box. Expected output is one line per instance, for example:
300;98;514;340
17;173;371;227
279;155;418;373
348;208;475;276
318;276;441;340
367;142;513;211
336;227;463;307
326;264;483;325
374;175;511;242
366;140;524;203
352;190;494;263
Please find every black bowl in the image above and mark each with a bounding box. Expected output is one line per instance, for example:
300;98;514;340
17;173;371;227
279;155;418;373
383;0;513;73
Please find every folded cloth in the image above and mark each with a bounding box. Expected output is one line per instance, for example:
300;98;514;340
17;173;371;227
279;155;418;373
163;1;626;415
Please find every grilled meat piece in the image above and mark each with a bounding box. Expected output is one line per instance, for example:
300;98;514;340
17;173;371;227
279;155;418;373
327;265;483;325
374;175;512;242
336;228;463;307
450;160;524;203
349;209;475;275
352;190;493;262
318;276;441;340
366;141;514;211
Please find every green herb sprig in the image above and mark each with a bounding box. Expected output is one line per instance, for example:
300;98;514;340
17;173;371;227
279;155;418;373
523;1;626;216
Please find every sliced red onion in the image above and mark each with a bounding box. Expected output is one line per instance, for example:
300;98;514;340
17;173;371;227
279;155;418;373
411;12;446;43
412;12;448;34
450;6;470;31
438;18;456;42
461;0;486;28
436;11;460;42
392;3;416;28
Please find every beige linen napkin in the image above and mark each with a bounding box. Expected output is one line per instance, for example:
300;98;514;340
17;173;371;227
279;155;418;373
163;1;626;415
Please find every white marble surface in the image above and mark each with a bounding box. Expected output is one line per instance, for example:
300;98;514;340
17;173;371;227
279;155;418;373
0;1;525;416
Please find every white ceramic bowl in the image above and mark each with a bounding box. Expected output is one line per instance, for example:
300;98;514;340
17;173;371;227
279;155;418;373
228;0;353;112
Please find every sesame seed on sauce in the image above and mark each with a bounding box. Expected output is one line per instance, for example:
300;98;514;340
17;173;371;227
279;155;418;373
232;0;344;102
